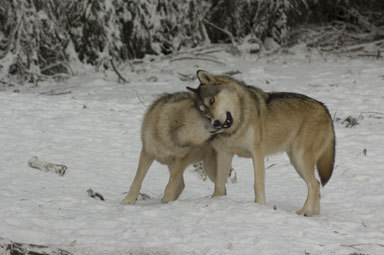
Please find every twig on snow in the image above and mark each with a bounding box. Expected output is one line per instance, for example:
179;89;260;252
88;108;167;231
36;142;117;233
27;156;67;176
0;237;72;255
170;56;225;65
127;87;147;107
361;111;384;115
178;73;196;81
138;192;151;201
341;243;384;249
0;80;18;87
39;89;72;96
87;189;105;201
110;59;129;83
196;48;225;55
315;47;327;62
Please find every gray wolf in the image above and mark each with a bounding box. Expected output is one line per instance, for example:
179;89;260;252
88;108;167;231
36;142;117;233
121;92;218;205
187;70;335;216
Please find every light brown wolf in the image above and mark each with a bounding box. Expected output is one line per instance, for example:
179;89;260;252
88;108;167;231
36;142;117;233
187;70;335;216
121;92;217;205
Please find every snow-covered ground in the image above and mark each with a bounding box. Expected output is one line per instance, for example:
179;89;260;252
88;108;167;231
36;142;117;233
1;47;384;254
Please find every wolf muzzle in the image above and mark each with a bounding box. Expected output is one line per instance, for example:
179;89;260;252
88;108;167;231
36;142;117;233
211;112;233;132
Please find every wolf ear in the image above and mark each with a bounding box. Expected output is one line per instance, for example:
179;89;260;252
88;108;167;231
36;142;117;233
197;70;216;85
186;86;199;94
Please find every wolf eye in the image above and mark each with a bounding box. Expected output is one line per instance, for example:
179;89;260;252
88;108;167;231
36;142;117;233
209;97;215;105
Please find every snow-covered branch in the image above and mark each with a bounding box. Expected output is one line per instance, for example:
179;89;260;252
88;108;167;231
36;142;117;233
1;0;383;84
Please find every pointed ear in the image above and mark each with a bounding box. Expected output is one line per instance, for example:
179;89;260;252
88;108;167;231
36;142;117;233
197;70;216;85
186;86;199;94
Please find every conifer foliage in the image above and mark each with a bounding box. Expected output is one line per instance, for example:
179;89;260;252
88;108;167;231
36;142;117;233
0;0;71;84
0;0;383;84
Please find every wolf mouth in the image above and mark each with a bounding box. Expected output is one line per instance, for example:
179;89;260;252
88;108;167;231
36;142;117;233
222;112;233;129
210;112;233;133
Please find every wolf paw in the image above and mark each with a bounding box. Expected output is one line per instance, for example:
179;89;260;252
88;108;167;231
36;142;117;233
121;196;136;205
211;190;226;198
161;195;175;204
254;198;267;205
297;198;320;216
161;192;177;204
296;208;319;217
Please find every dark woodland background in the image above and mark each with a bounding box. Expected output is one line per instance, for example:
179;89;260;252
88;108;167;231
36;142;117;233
0;0;383;84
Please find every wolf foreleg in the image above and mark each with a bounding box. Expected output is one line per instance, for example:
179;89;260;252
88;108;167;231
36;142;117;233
252;148;266;205
162;159;188;203
212;151;233;197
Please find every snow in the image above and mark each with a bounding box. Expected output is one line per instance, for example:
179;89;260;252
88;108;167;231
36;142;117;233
1;48;384;254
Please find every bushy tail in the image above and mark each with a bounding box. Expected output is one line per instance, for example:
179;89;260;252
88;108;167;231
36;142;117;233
316;134;335;186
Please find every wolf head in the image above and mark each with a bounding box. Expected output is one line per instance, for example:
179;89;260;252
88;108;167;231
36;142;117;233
187;70;239;134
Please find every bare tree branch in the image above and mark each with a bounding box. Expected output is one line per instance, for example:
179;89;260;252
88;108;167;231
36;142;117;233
110;59;128;83
203;19;236;45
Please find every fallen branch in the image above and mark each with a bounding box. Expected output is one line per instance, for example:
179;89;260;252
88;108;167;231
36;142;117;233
138;192;151;201
344;7;377;34
341;243;384;249
40;62;69;73
170;56;225;65
203;19;236;44
358;53;383;58
27;156;67;176
361;111;384;119
127;87;147;106
302;22;384;59
0;237;72;255
87;189;105;201
361;111;384;116
32;72;71;82
178;73;195;81
0;79;18;87
196;48;225;55
110;59;128;83
39;89;72;96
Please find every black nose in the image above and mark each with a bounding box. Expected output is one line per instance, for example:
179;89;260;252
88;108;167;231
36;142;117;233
213;119;222;128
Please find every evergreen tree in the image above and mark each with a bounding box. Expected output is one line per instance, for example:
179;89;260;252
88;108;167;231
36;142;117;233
1;0;383;84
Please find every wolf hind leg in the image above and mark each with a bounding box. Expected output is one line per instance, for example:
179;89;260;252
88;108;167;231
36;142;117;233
170;162;185;200
162;159;188;203
175;176;185;199
287;150;320;216
121;148;154;205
